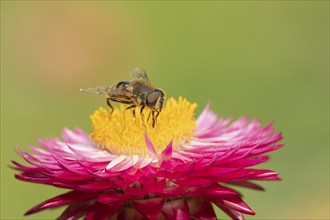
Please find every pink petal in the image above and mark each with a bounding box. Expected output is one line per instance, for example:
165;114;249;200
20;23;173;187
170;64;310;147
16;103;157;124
106;155;127;170
142;178;166;193
227;181;265;191
189;198;217;220
187;184;238;198
86;202;123;220
173;177;212;186
125;187;148;197
97;191;129;203
196;104;218;130
158;185;185;197
66;143;115;162
138;157;154;168
144;133;157;156
162;199;190;220
212;195;255;215
110;159;134;172
118;207;144;220
61;128;89;143
25;191;99;215
161;141;173;161
132;197;165;220
58;203;90;220
79;181;114;191
218;206;245;220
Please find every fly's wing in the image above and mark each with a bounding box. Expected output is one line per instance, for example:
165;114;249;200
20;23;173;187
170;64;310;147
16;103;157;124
130;68;150;83
80;86;111;94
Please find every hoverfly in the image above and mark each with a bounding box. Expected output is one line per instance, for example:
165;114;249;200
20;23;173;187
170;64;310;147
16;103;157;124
80;68;166;127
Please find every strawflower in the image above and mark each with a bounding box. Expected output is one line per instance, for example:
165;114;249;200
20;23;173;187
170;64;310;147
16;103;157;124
12;97;283;220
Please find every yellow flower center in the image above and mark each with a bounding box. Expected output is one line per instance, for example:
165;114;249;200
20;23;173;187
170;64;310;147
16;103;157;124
90;97;197;156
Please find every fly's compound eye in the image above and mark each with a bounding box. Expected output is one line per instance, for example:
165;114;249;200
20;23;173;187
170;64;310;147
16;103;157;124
146;89;165;112
146;90;159;107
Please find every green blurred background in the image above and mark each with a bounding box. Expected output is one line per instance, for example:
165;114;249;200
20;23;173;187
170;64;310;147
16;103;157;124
1;1;329;219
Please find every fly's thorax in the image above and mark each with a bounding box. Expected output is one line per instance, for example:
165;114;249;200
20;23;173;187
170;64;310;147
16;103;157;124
131;80;154;105
108;81;134;98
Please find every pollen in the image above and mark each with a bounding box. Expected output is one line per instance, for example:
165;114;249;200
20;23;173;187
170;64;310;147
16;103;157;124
90;97;197;156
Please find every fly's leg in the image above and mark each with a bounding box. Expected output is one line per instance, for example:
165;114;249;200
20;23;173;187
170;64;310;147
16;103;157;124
145;108;157;128
125;104;137;126
155;112;160;125
121;104;136;134
147;111;151;123
108;98;133;105
140;105;145;115
106;97;133;123
106;97;114;117
139;105;146;123
151;111;156;127
125;105;136;118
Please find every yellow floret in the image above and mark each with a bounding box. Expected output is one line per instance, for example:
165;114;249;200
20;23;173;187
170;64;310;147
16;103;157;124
90;97;197;156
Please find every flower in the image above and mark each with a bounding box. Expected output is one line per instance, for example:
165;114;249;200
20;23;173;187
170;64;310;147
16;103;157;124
12;97;283;220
